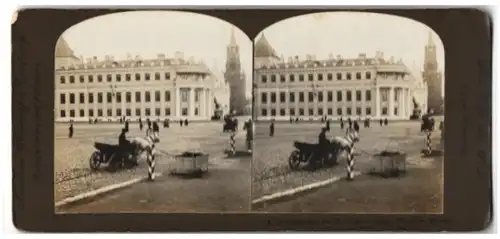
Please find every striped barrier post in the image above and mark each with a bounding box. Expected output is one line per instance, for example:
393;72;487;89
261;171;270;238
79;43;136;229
229;132;236;155
346;142;355;180
425;130;432;155
147;153;156;181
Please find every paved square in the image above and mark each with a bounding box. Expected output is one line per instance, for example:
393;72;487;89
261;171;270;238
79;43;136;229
252;120;442;201
55;120;251;212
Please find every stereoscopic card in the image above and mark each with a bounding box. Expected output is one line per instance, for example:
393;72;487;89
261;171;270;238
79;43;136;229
11;8;492;231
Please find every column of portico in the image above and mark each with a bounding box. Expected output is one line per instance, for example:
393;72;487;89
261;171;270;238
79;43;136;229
189;87;195;117
406;88;411;117
388;87;394;118
351;89;356;118
401;88;407;119
206;89;212;118
84;87;89;121
200;88;205;118
322;89;333;117
111;87;117;120
374;87;380;119
175;87;181;118
120;90;125;119
275;88;280;119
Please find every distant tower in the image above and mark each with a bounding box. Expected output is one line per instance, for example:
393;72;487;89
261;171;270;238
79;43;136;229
224;27;246;115
422;31;444;114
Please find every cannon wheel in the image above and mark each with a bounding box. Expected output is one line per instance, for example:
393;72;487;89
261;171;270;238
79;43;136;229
288;150;301;170
89;151;102;170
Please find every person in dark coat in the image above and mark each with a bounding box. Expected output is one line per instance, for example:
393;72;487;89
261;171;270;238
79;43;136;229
124;120;129;132
317;127;329;165
184;119;189;126
384;118;388;126
347;117;352;129
68;123;74;138
326;119;331;131
353;120;360;132
163;119;168;128
379;118;383;126
295;117;299;123
243;119;253;152
364;118;370;128
147;118;152;130
180;119;183;127
152;121;160;142
269;120;275;137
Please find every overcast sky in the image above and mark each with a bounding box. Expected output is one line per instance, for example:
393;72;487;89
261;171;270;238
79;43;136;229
257;12;445;96
60;10;253;97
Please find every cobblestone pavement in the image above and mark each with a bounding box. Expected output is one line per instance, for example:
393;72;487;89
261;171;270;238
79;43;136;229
253;155;443;213
252;121;443;202
55;119;252;213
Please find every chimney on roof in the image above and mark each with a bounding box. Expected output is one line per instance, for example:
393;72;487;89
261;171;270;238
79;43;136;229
294;55;299;63
92;56;98;62
135;55;141;61
358;53;366;59
80;55;84;64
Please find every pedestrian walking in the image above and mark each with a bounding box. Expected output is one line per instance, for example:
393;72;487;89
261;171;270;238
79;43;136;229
184;119;189;126
269;120;275;137
384;118;388;126
379;119;383;126
244;119;253;152
353;120;360;132
180;119;184;127
68;123;74;138
326;119;330;131
147;118;152;130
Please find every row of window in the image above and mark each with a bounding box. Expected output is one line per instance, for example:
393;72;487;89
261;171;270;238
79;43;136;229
260;89;401;104
260;107;399;117
59;72;172;84
59;107;201;118
260;72;372;83
261;90;373;103
59;90;203;104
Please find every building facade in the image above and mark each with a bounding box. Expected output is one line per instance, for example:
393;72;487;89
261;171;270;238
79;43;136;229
55;37;219;122
224;28;247;115
254;34;426;121
423;32;444;114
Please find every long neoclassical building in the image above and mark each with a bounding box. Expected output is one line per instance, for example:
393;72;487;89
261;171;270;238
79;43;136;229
55;37;230;122
253;34;428;121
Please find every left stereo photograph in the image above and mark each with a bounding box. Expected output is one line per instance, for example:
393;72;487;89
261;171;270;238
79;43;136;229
53;10;254;214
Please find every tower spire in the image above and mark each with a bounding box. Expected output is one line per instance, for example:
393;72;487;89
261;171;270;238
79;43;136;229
230;27;237;45
427;31;434;46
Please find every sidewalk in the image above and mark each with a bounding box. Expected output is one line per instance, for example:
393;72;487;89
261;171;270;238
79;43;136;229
255;155;443;213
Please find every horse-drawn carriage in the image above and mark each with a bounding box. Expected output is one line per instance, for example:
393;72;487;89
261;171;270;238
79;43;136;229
288;128;359;170
89;142;139;170
89;132;159;170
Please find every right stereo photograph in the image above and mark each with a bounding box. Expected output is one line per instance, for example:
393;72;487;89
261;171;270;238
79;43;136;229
251;11;445;214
